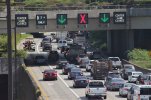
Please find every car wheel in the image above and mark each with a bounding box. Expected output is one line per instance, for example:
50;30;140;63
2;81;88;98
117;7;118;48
104;96;107;99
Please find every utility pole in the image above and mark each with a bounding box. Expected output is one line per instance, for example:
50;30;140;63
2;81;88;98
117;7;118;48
6;0;13;100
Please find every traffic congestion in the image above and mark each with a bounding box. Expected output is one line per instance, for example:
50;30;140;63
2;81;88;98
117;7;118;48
24;31;151;100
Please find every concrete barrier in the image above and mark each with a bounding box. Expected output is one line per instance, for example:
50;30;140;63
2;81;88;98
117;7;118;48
122;59;151;73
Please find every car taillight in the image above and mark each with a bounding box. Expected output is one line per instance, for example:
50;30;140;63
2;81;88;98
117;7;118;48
138;94;140;100
141;80;144;84
52;72;57;76
44;73;47;76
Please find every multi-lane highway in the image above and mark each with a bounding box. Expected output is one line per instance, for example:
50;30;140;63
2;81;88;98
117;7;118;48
23;36;127;100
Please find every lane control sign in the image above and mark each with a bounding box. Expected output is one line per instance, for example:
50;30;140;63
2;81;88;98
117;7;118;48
99;13;110;23
15;14;28;27
113;12;126;24
56;14;67;25
36;14;47;25
78;13;88;24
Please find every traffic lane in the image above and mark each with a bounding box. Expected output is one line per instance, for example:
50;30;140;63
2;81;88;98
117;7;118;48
29;66;78;100
52;66;127;100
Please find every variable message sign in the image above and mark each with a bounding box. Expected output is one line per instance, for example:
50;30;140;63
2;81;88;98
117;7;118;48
99;13;110;23
36;14;47;25
78;13;88;24
113;12;126;24
56;14;67;25
15;14;28;27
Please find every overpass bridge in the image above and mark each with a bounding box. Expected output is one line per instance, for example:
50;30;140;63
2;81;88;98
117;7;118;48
0;6;151;56
0;6;151;33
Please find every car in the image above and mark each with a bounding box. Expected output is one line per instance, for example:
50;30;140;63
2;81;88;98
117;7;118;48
66;38;73;45
119;83;135;97
79;56;90;68
86;60;94;72
108;57;122;69
42;42;52;52
105;78;125;91
105;71;122;81
85;80;107;99
128;71;143;83
41;37;51;47
57;40;67;49
68;68;83;80
34;55;47;64
56;55;68;69
122;64;135;79
42;69;57;80
48;51;59;64
127;85;151;100
73;76;89;88
62;64;77;75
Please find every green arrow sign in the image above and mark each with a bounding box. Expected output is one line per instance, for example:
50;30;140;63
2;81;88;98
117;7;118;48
57;14;67;25
99;13;110;23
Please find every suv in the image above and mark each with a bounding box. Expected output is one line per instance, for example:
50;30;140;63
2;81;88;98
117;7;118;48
127;85;151;100
42;42;52;52
128;71;143;83
122;64;135;79
85;80;107;99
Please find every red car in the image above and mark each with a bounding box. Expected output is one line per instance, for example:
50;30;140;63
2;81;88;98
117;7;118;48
43;69;57;80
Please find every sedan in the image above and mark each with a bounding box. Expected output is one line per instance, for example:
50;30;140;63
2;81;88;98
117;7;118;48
62;64;76;75
73;76;89;88
43;69;57;81
105;78;125;91
119;83;135;97
68;70;83;80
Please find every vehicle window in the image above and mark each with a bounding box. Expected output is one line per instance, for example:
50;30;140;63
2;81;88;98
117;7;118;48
71;68;81;72
35;56;44;59
109;58;119;61
124;84;133;87
125;66;133;69
140;88;151;95
133;73;142;76
112;79;124;82
128;72;132;75
89;82;104;87
59;41;62;43
63;41;66;43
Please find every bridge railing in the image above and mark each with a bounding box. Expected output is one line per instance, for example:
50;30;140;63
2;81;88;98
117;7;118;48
1;5;151;11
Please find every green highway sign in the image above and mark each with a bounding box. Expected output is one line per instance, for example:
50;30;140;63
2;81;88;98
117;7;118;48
99;13;110;23
56;14;67;25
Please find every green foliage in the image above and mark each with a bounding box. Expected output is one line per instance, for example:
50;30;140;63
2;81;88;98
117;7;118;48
16;50;27;58
128;48;151;61
24;0;47;7
0;35;7;51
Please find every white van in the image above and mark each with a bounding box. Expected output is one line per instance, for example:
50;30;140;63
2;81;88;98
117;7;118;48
144;74;151;85
127;85;151;100
128;71;143;83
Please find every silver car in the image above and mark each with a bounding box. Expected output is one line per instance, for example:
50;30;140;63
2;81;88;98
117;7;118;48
119;83;135;97
105;78;125;91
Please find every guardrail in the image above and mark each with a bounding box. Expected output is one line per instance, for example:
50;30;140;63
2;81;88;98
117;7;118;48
122;59;151;73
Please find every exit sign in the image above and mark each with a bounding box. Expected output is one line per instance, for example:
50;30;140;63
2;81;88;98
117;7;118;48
78;13;88;24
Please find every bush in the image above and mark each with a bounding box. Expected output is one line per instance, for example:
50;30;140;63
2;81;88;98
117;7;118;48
24;0;47;7
128;49;151;61
16;50;27;58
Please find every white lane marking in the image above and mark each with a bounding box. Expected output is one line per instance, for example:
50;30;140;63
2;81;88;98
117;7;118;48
48;66;81;100
36;39;40;53
48;83;54;86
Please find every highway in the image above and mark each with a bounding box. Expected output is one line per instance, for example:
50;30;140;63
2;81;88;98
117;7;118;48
25;36;127;100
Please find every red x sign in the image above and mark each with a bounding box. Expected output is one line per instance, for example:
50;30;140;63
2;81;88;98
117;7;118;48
78;13;88;24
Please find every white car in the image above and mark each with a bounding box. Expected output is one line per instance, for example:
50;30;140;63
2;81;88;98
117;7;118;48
128;71;143;83
127;85;151;100
66;38;73;45
85;80;107;99
119;83;135;97
86;60;94;72
57;40;67;49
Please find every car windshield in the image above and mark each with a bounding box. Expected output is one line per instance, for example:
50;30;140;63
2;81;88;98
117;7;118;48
109;58;119;61
109;73;121;78
89;82;104;87
112;79;125;82
125;65;134;69
75;76;86;79
140;88;151;95
43;38;49;41
71;68;81;72
124;84;134;87
133;73;142;76
35;56;45;59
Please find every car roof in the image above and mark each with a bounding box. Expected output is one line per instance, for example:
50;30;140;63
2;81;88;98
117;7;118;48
136;85;151;88
132;71;142;73
44;69;55;72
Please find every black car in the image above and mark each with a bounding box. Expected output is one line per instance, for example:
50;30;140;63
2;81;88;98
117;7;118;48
41;37;51;47
62;64;76;75
68;68;83;80
43;42;52;51
73;76;88;88
34;55;47;65
48;51;59;64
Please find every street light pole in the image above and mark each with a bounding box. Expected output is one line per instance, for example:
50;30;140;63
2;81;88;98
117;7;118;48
6;0;13;100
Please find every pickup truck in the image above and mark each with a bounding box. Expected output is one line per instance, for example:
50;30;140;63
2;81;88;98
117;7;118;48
108;57;122;70
85;80;107;99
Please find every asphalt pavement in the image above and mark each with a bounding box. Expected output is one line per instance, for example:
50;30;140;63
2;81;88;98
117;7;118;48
25;37;127;100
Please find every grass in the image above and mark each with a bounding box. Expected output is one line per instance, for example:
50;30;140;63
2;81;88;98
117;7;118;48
130;60;151;69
